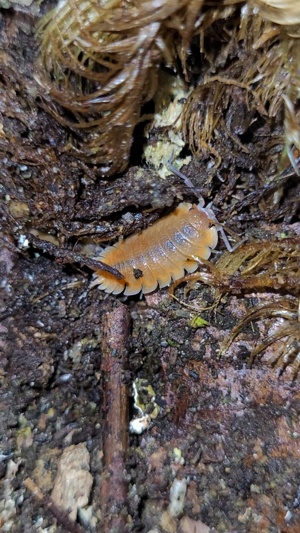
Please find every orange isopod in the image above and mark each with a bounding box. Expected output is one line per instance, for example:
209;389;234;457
91;202;218;296
92;202;218;296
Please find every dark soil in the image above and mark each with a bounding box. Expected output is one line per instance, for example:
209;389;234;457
0;3;299;533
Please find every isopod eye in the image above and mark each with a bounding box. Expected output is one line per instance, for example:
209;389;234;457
133;268;143;279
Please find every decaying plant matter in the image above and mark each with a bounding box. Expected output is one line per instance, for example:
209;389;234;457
216;239;300;377
215;238;300;294
36;0;300;176
171;238;300;376
250;0;300;25
36;0;207;175
181;4;300;174
171;239;300;295
219;298;300;379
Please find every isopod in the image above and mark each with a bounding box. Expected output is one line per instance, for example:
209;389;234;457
92;202;218;296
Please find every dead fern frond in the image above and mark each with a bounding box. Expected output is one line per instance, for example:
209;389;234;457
36;0;211;176
171;239;300;376
220;298;300;378
216;238;300;293
250;0;300;25
181;4;300;172
36;0;300;177
171;239;300;296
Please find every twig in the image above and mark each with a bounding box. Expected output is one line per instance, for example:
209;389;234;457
27;233;124;279
100;302;131;532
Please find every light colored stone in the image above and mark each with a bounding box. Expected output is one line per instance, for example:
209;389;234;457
51;443;93;521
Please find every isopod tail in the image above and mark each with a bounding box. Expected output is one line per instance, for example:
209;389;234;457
90;270;126;295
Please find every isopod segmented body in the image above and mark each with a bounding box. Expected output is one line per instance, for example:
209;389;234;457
92;202;218;296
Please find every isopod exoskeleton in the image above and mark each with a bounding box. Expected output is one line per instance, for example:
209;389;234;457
92;202;218;296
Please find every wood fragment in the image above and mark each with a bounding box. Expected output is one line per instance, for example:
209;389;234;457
100;303;131;532
27;233;124;279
